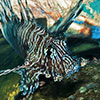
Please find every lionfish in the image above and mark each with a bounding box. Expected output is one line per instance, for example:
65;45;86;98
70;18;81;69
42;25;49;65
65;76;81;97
0;0;86;98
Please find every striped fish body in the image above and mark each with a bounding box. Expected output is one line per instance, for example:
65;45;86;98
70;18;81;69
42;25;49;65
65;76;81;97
1;18;81;96
0;0;85;97
3;18;79;78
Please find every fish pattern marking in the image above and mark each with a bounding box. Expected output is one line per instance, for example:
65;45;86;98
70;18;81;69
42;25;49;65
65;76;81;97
0;0;85;97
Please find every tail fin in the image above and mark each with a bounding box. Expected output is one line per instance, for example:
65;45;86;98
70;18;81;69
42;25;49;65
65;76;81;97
0;0;20;24
17;0;35;22
0;1;10;23
0;0;35;24
20;0;35;21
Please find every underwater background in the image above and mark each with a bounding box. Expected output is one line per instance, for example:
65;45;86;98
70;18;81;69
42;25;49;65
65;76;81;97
0;0;100;100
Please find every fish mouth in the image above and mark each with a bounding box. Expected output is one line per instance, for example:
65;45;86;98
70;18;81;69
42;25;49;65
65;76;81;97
74;57;88;71
79;57;88;67
65;57;88;78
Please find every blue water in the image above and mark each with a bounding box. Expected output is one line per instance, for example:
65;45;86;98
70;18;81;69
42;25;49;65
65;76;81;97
91;26;100;39
90;0;100;14
83;0;100;18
